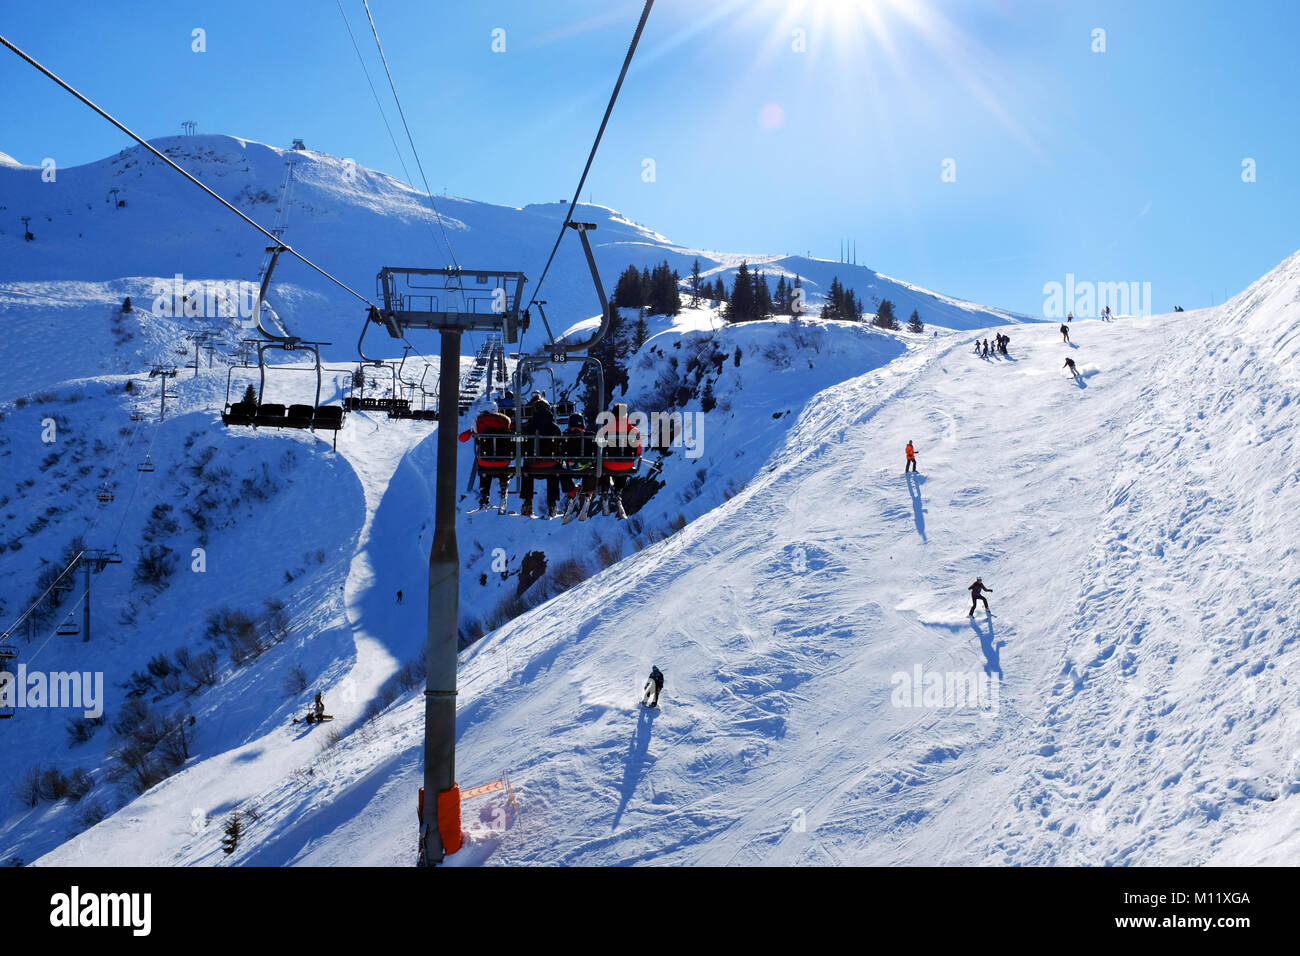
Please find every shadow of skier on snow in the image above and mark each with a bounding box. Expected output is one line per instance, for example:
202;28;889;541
969;615;1002;679
612;704;657;829
905;472;926;542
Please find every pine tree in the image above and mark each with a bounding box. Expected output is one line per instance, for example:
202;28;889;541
754;271;773;319
728;262;756;322
222;810;242;854
241;384;258;405
631;316;649;352
821;277;841;319
690;258;702;307
774;275;788;315
122;296;132;313
844;287;861;321
586;306;628;408
873;298;900;330
613;265;644;310
907;308;924;334
647;261;682;316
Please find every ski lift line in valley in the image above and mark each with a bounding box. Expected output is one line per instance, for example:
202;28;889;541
0;33;378;311
525;0;655;313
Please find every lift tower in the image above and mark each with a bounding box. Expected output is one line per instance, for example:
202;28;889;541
366;266;527;866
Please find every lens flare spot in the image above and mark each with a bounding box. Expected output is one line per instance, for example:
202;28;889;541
758;102;786;130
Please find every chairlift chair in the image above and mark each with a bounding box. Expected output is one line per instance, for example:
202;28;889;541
219;248;346;445
56;615;79;637
95;486;114;503
137;457;156;473
0;644;14;713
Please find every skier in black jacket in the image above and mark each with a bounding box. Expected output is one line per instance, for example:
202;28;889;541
520;402;563;517
968;577;992;616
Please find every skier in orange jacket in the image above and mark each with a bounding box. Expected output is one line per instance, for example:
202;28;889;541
905;441;918;473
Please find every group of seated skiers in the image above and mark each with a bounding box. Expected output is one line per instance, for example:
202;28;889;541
459;391;643;521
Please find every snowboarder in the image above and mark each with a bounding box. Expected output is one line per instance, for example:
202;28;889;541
905;441;918;473
967;577;992;616
313;692;325;719
1060;323;1070;343
1064;356;1079;377
643;665;665;708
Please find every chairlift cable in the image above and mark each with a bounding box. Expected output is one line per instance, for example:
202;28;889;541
0;33;378;310
335;0;449;266
359;0;460;271
525;0;655;312
26;589;88;668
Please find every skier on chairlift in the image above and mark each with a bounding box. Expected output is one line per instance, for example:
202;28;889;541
520;398;563;518
598;402;642;520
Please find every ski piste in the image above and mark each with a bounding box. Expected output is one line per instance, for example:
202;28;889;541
3;13;1295;875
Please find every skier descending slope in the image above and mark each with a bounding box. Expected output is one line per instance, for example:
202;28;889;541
905;440;918;473
1060;323;1071;343
643;665;665;708
968;577;992;616
1063;356;1079;378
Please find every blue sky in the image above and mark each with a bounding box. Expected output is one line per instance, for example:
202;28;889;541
2;0;1296;315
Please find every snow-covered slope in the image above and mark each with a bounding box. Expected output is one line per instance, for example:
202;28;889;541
34;246;1300;867
0;133;1027;375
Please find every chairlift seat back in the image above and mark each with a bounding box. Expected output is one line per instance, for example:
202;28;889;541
313;406;345;430
255;404;287;425
286;404;316;428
